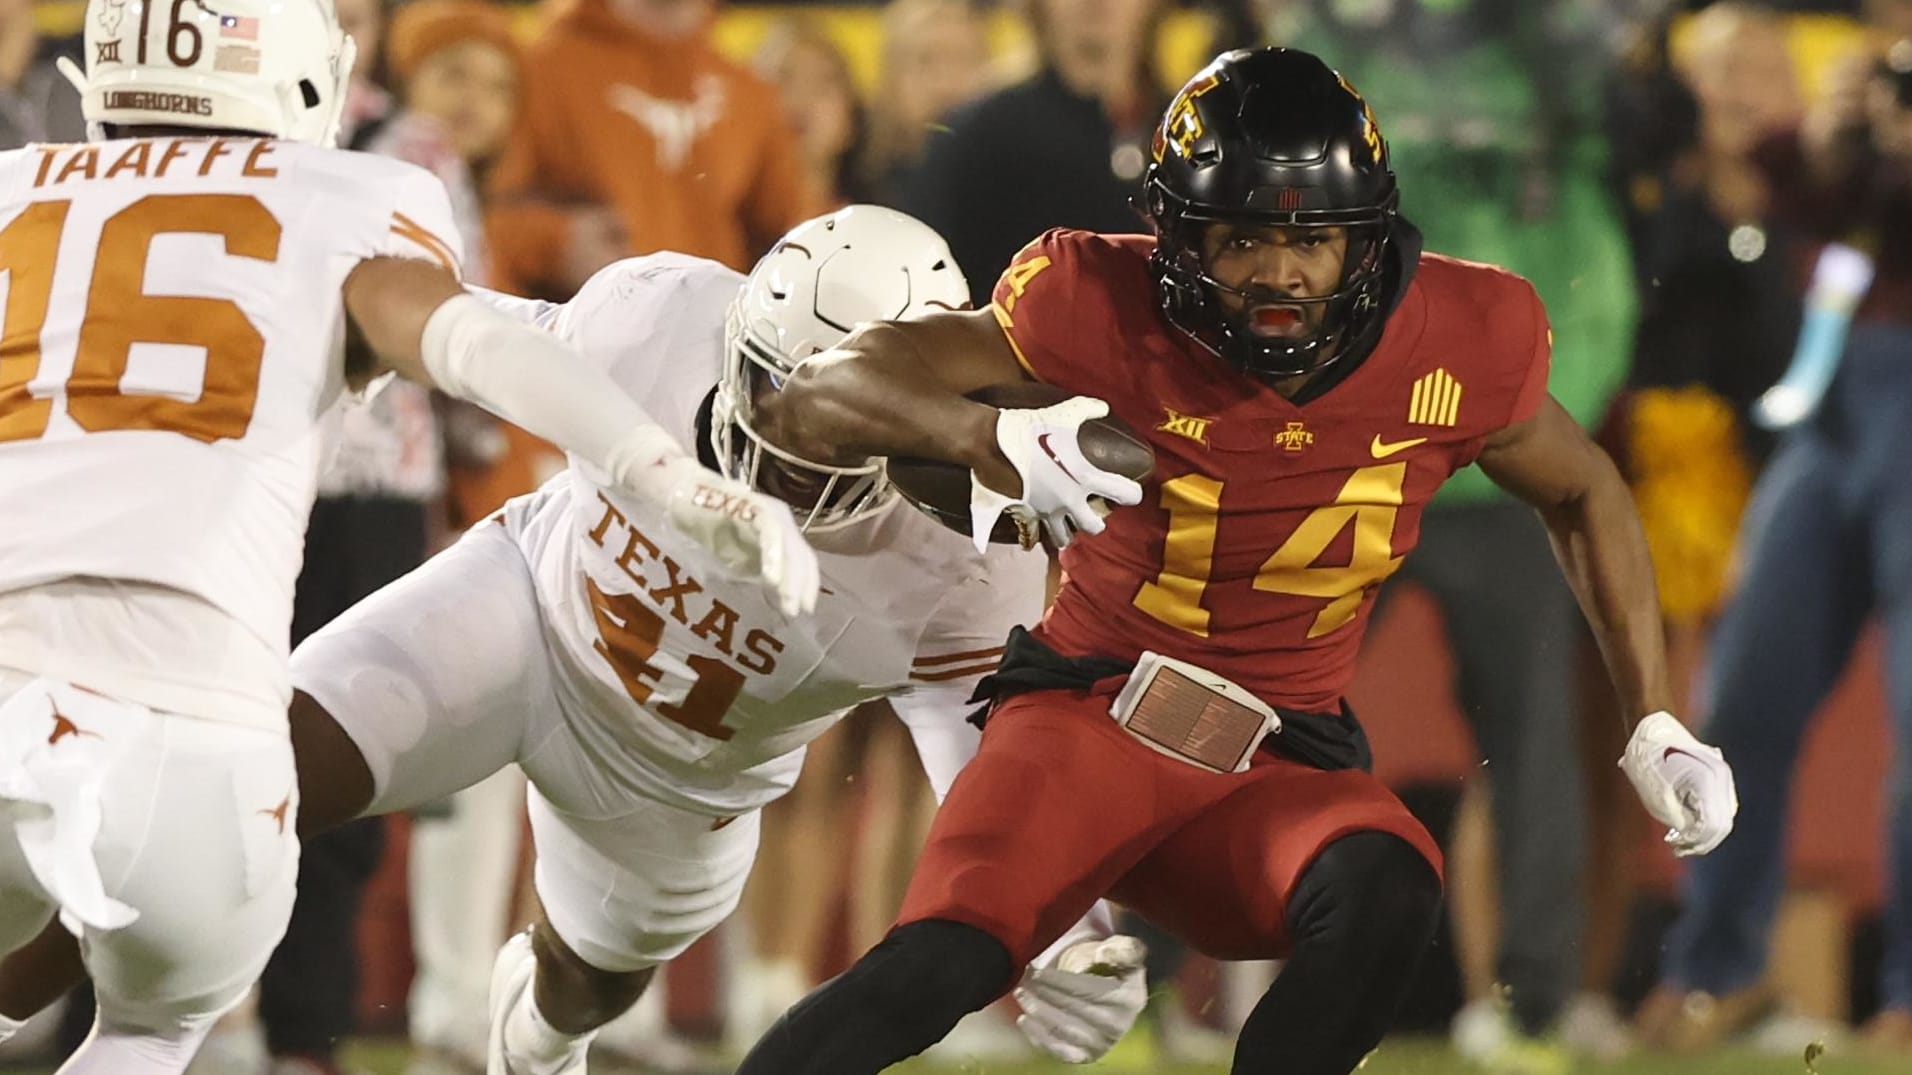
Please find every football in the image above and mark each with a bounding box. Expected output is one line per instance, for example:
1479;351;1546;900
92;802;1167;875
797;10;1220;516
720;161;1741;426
887;382;1155;545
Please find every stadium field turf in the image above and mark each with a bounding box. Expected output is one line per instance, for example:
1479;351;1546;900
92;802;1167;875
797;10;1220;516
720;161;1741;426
108;1032;1909;1075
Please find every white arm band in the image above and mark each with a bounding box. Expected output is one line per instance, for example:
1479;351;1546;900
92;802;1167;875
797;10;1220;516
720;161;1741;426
420;293;681;491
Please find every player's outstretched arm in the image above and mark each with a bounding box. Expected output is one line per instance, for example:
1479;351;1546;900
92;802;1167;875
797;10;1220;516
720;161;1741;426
340;257;819;616
1478;395;1737;857
766;309;1027;482
770;310;1142;549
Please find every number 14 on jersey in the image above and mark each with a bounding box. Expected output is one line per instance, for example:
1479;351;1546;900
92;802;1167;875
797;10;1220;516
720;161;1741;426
1133;463;1408;638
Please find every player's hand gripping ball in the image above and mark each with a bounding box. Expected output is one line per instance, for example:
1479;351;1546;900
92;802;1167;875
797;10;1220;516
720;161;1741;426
887;383;1154;546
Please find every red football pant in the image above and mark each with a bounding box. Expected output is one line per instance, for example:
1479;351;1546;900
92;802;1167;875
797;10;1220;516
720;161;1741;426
897;683;1443;969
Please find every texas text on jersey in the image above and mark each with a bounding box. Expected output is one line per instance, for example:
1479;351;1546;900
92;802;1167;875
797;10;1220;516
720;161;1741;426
365;253;1050;818
993;227;1550;713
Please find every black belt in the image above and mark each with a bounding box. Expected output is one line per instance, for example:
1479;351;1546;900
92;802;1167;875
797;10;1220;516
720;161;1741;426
967;626;1375;773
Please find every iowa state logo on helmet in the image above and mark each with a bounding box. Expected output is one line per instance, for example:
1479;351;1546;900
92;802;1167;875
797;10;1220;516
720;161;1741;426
1152;70;1222;163
1337;74;1386;165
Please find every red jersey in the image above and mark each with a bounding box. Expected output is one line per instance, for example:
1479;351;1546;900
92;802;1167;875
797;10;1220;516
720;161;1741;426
991;229;1552;712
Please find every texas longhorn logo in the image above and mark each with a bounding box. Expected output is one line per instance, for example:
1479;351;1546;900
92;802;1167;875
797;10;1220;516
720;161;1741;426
95;0;127;35
47;710;102;747
259;793;292;835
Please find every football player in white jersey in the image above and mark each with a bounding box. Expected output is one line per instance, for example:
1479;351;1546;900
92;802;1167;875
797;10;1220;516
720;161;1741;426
0;1;815;1073
272;205;1148;1075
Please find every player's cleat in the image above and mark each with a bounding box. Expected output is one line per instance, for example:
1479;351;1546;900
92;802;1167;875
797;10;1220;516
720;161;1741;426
487;931;588;1075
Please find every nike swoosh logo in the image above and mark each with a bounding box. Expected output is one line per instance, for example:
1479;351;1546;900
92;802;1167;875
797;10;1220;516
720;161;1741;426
1036;434;1078;481
1370;434;1428;458
1663;746;1699;763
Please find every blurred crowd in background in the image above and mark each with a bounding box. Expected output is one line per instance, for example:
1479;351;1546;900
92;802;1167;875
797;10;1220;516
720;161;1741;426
2;0;1912;1073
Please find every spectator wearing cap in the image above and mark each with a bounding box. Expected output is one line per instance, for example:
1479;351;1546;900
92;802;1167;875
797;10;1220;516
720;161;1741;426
372;0;524;287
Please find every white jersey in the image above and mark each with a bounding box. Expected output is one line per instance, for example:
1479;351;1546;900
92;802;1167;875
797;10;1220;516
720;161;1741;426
0;137;463;726
488;256;1048;814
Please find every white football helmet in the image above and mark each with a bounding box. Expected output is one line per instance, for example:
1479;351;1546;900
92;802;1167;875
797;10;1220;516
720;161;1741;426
715;205;969;532
60;0;356;146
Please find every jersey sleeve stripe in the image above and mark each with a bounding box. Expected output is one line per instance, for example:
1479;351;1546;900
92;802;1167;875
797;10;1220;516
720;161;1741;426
911;645;1005;668
989;304;1042;379
909;661;1004;683
390;212;460;277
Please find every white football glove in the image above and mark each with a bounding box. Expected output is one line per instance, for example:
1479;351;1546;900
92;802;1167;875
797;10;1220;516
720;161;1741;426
1014;935;1148;1064
626;453;820;618
969;396;1145;553
1619;711;1738;857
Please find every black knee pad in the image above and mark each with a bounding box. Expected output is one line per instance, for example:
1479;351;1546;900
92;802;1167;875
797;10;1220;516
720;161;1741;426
1287;831;1442;964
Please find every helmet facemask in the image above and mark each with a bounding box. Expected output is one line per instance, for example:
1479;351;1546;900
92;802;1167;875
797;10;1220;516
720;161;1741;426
713;301;894;534
1140;48;1403;383
1149;184;1397;382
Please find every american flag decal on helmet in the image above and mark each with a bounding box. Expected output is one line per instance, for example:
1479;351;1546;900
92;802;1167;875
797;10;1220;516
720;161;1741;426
219;14;260;40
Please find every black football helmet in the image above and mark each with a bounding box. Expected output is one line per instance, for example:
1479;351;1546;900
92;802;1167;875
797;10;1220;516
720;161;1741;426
1141;47;1399;380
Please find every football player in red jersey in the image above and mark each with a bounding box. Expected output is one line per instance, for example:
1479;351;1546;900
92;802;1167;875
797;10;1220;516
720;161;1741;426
734;47;1740;1075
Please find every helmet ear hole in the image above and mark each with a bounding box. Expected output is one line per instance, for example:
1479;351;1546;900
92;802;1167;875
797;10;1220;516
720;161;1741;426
299;80;322;109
